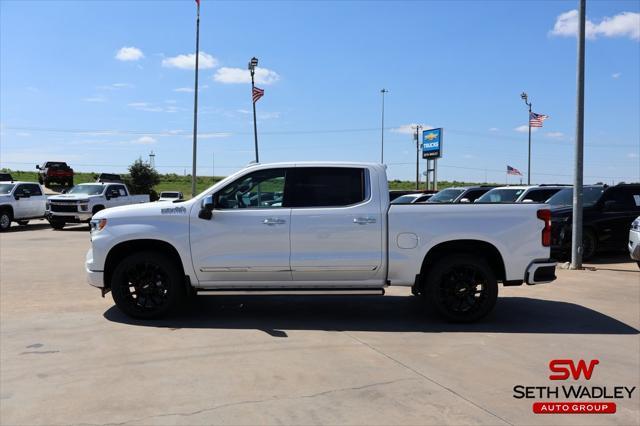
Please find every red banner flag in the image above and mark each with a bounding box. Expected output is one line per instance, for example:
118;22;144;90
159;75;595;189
195;0;200;6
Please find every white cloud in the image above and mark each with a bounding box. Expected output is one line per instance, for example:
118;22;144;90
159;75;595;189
391;124;436;134
132;136;157;145
83;96;107;103
236;109;251;114
550;10;640;40
488;127;499;132
258;111;281;120
16;132;31;137
173;84;208;93
545;131;565;139
115;46;144;61
199;132;232;139
97;83;134;90
128;102;181;113
628;152;639;159
514;125;538;133
213;67;280;85
162;52;217;70
612;72;622;79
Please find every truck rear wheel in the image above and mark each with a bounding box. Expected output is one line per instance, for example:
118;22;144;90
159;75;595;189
424;255;498;322
0;211;12;232
111;251;184;319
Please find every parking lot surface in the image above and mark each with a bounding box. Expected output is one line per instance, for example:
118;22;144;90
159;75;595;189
1;220;639;425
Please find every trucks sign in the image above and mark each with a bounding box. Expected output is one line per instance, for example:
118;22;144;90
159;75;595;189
422;128;443;159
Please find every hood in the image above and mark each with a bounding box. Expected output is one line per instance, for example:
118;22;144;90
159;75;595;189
93;200;195;220
48;194;94;201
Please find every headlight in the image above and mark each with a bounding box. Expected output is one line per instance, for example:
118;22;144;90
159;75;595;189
46;201;51;209
90;218;107;232
633;220;640;231
79;203;89;211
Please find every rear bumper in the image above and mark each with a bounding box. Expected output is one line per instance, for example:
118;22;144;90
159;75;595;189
525;260;557;285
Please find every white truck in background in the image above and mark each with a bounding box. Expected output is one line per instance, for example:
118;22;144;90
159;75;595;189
0;181;47;231
86;162;556;322
47;182;149;230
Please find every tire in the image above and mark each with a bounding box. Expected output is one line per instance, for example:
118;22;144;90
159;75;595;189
0;211;12;232
17;220;29;226
111;251;184;319
582;230;597;261
43;178;50;188
67;178;74;187
424;255;498;322
48;219;65;230
38;176;43;184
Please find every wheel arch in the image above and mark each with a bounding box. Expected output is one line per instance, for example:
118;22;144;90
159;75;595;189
419;239;506;286
103;239;188;290
0;204;14;220
92;205;105;215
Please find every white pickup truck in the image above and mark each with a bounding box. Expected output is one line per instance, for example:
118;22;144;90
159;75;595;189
0;181;47;231
86;162;556;322
47;182;149;229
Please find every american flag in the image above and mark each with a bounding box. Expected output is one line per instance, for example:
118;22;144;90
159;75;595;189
529;112;549;128
507;165;522;176
252;86;264;103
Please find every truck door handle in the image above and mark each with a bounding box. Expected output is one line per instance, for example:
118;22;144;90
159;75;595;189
263;218;286;225
353;217;376;225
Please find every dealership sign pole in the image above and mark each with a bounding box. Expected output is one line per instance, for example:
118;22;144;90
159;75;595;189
422;128;443;190
571;0;586;270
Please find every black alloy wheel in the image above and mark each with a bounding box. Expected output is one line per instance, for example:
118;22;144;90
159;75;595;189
425;255;498;322
111;252;183;319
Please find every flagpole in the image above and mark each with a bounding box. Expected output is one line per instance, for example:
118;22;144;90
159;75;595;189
527;102;532;185
191;0;200;197
249;57;259;163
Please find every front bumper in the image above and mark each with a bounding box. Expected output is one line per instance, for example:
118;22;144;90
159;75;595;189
86;248;104;288
46;211;92;223
525;260;557;285
629;230;640;261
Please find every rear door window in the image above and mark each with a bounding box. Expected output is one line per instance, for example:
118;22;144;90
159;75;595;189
285;167;366;208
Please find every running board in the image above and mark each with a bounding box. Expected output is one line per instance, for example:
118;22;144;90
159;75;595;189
194;288;385;296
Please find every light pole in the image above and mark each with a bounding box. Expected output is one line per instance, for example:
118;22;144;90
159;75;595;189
248;57;259;163
520;91;532;185
415;125;421;190
571;0;587;270
191;0;201;197
380;89;388;164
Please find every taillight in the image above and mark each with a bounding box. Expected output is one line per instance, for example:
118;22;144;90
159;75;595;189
537;209;551;247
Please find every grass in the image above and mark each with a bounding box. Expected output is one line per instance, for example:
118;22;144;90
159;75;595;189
3;169;494;199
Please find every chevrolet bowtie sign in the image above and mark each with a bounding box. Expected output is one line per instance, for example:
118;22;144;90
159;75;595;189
422;128;443;159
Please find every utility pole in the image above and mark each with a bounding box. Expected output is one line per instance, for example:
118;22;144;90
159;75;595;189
571;0;587;270
380;89;388;164
190;0;201;197
520;92;532;185
212;151;215;184
413;125;422;190
149;150;155;169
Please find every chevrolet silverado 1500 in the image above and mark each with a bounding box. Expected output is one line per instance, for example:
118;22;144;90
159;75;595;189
86;162;556;322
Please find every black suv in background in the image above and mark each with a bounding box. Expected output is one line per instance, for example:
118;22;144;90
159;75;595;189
549;184;640;260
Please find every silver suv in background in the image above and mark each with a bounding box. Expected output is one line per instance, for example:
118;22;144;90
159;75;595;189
476;185;566;203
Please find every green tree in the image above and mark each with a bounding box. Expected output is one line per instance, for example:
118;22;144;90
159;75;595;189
127;158;160;200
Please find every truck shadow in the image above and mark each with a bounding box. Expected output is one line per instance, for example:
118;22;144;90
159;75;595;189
103;296;639;336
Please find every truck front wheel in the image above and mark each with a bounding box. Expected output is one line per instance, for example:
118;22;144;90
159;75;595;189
0;211;12;232
111;251;184;319
424;255;498;322
48;219;65;230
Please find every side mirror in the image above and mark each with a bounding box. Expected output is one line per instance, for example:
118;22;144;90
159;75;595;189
459;198;470;203
35;165;40;170
198;195;214;220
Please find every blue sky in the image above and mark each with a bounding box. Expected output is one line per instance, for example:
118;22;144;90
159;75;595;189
1;0;639;184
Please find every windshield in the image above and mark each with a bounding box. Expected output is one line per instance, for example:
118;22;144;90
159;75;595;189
68;184;104;195
0;183;16;194
161;192;180;198
546;187;605;208
427;188;465;203
477;188;525;203
391;195;419;204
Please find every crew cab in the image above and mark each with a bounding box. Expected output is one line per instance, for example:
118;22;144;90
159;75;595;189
36;161;74;187
548;184;640;260
47;182;149;230
0;182;47;231
86;162;556;322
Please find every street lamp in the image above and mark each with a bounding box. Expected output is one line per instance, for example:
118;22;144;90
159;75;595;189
380;89;388;164
520;91;533;185
248;57;259;162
